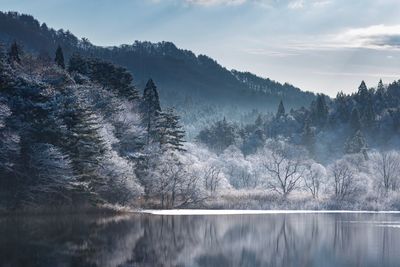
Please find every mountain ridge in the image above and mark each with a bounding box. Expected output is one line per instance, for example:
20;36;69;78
0;11;316;111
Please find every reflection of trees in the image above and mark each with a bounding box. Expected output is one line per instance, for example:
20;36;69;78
1;213;400;267
0;215;144;267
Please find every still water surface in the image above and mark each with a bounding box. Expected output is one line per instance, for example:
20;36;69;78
1;212;400;267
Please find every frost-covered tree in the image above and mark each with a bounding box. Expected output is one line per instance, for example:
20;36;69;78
145;151;205;208
59;86;108;200
224;145;257;189
24;143;77;205
344;130;367;156
155;108;185;151
258;139;307;197
303;161;326;199
370;150;400;194
328;159;361;200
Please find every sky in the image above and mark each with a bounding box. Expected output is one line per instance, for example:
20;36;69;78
1;0;400;96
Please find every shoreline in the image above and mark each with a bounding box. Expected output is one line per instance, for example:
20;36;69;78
139;209;400;216
3;208;400;217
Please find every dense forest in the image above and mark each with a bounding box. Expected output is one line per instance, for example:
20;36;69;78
2;12;400;212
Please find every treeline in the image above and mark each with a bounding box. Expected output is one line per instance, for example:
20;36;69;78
0;42;196;210
198;80;400;161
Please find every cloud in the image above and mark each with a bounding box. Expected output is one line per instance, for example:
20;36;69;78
184;0;247;6
337;24;400;49
273;25;400;52
177;0;333;8
288;0;304;9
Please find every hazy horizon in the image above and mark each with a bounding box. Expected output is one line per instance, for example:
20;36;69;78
2;0;400;96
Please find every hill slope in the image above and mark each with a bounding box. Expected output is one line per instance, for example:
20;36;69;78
0;11;315;111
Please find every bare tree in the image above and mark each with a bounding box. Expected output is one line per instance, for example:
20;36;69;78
370;151;400;194
203;165;223;195
329;160;358;200
148;152;206;208
260;140;306;197
303;162;326;199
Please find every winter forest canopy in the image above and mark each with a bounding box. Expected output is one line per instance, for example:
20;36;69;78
1;12;400;212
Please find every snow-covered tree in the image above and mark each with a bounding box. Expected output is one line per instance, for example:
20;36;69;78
369;150;400;194
303;161;327;199
155;107;185;152
257;139;307;197
328;158;363;201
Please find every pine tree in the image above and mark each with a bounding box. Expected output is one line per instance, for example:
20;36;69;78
59;87;107;200
155;108;186;152
276;100;285;118
255;114;263;127
302;119;315;155
311;94;328;126
0;43;13;90
68;53;89;75
55;45;65;69
8;41;21;63
140;79;161;145
344;130;368;156
335;91;350;123
377;79;384;92
350;108;361;132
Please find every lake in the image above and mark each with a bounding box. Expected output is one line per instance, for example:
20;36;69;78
1;212;400;267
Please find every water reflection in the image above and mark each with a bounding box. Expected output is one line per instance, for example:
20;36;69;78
1;213;400;267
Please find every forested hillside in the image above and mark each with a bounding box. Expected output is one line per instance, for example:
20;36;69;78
0;11;316;137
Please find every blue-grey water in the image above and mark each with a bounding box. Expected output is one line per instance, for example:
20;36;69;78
1;213;400;267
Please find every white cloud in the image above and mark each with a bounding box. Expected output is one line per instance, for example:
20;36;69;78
336;24;400;49
185;0;247;6
178;0;333;8
288;0;304;9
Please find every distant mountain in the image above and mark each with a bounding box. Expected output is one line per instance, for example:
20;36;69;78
0;11;315;112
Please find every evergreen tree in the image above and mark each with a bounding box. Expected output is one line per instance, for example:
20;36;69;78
68;57;140;100
357;80;368;101
311;94;328;126
8;41;21;63
302;119;315;155
276;100;285;118
377;79;384;92
344;130;368;156
349;108;361;132
68;53;89;75
0;43;13;90
196;117;237;153
55;45;65;69
155;108;186;152
59;87;107;200
255;114;263;127
362;97;375;129
140;79;161;144
335;91;350;123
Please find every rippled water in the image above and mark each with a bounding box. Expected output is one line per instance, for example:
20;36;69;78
1;212;400;267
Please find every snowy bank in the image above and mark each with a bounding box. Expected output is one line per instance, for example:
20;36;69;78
139;209;400;216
